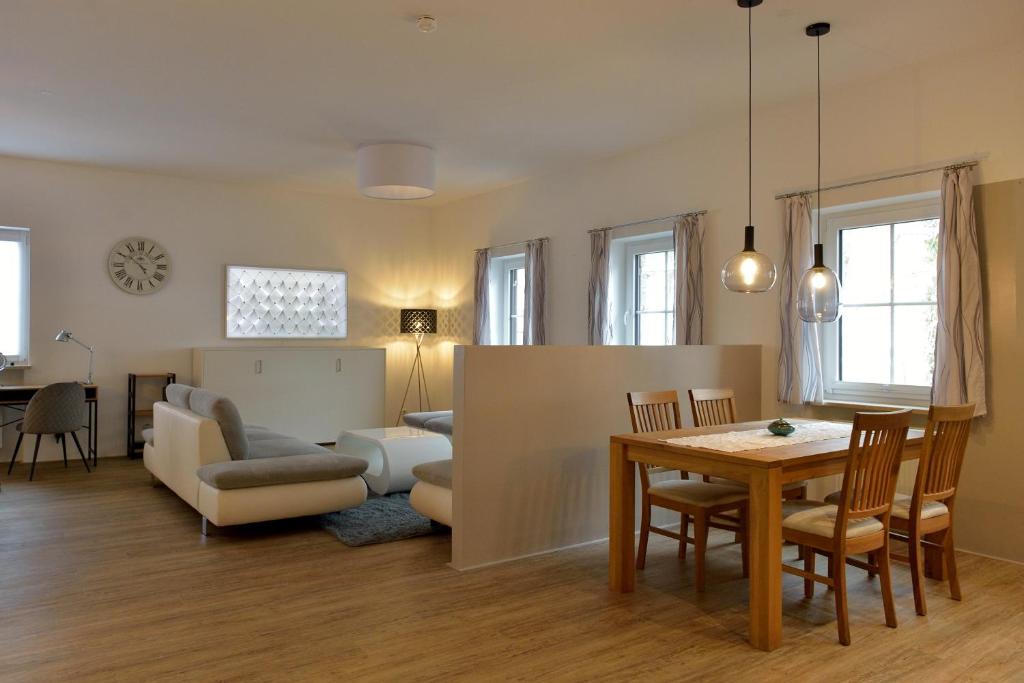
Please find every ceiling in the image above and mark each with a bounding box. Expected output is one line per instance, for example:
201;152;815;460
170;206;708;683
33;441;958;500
0;0;1020;203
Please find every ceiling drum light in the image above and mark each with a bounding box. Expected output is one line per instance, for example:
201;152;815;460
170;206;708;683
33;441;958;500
722;0;776;294
796;22;842;323
357;143;436;200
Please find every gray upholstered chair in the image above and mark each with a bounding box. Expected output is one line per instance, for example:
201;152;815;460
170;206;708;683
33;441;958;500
6;382;91;481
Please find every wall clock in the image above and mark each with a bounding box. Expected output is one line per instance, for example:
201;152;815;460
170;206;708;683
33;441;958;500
107;237;171;295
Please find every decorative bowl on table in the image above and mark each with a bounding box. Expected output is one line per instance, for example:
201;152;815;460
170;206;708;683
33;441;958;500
767;418;796;436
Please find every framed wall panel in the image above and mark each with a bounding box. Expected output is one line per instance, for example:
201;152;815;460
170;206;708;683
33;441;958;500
226;265;347;339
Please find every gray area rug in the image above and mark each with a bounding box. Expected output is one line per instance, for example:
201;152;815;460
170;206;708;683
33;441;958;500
320;493;442;546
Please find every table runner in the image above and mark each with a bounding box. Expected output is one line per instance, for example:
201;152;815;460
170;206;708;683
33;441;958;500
661;421;852;453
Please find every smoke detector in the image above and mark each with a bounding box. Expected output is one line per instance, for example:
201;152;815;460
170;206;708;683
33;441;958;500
416;15;437;33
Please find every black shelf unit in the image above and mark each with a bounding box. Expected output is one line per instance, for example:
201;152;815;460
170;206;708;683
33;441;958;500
127;372;175;459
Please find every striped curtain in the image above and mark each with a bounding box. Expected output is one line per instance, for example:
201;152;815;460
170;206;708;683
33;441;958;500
673;214;705;345
472;249;490;345
587;229;611;345
778;195;824;404
931;166;987;415
524;238;548;345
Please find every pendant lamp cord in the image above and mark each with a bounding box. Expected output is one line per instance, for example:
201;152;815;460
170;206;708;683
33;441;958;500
748;5;752;227
816;32;821;244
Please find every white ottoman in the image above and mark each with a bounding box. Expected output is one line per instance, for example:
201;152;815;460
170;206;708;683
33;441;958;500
336;426;451;495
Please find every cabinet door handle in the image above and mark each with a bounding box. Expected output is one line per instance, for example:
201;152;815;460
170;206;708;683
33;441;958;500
255;359;263;375
335;358;342;373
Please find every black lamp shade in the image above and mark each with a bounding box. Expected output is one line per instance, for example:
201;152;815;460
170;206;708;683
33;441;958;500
400;308;437;334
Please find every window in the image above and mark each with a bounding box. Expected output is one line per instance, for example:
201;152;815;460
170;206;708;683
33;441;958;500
819;195;940;404
0;227;30;364
610;232;675;345
490;253;526;345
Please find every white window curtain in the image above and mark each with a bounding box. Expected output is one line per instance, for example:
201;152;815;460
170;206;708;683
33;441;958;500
777;195;824;404
472;248;490;345
523;238;548;345
673;213;705;345
587;229;611;345
931;166;987;415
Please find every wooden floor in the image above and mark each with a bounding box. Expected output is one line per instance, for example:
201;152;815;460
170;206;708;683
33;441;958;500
1;459;1022;682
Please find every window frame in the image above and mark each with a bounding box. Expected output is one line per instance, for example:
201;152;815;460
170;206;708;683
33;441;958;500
615;232;674;346
818;194;940;406
0;226;31;365
490;252;526;346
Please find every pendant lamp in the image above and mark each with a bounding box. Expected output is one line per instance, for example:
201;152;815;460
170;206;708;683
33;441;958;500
796;22;842;323
722;0;776;293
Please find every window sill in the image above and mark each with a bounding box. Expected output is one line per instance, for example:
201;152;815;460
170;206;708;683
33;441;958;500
822;399;928;416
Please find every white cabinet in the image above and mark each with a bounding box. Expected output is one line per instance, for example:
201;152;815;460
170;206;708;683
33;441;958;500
192;346;385;443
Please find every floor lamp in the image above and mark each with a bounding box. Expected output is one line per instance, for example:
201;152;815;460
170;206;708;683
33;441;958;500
395;308;437;426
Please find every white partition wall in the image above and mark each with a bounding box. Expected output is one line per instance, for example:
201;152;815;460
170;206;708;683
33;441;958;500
451;344;761;570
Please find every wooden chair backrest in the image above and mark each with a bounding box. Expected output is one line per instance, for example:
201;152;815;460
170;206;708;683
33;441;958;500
627;390;683;433
916;403;974;505
627;390;685;487
833;410;912;532
688;388;737;427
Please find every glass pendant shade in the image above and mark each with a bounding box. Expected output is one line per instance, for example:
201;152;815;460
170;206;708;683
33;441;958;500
797;244;842;322
722;225;777;293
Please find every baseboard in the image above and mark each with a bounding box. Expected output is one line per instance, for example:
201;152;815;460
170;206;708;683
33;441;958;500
955;546;1024;567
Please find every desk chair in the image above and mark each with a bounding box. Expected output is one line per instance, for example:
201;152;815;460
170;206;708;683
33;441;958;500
6;382;91;481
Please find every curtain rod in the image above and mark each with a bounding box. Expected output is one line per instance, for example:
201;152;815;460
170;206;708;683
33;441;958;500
477;236;550;253
774;159;980;200
587;209;707;234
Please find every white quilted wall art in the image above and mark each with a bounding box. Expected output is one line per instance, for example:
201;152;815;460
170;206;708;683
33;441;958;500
226;266;347;338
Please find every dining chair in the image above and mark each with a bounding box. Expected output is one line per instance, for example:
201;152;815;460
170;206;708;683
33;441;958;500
781;409;911;646
687;387;807;499
888;403;974;616
627;390;749;592
6;382;91;481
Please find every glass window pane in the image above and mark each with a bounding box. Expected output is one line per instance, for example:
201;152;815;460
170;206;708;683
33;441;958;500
893;304;936;386
0;241;22;357
840;224;891;305
638;312;670;346
637;252;668;312
840;306;891;383
513;268;525;319
893;219;939;302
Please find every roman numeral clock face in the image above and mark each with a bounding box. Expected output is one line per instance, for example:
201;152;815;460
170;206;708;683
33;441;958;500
107;238;170;295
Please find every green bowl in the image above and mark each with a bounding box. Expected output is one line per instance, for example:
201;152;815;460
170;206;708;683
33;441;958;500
768;419;796;436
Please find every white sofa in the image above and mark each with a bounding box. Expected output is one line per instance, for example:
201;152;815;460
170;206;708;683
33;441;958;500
144;384;367;533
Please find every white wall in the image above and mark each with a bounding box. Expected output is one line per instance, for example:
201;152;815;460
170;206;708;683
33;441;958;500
432;42;1024;562
0;157;436;463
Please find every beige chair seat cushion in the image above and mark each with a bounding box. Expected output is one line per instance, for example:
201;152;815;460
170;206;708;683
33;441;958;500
649;480;747;507
782;503;884;539
706;476;808;492
823;491;949;520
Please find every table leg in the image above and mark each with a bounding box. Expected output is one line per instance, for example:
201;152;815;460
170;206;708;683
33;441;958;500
747;466;783;651
609;441;635;593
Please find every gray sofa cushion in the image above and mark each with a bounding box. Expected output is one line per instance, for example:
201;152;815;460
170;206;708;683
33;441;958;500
248;436;333;460
189;388;248;460
165;384;194;409
423;415;453;436
244;426;289;442
196;452;367;490
412;459;452;489
402;411;453;429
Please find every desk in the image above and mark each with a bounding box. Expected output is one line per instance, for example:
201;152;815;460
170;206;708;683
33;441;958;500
0;384;99;466
609;418;924;652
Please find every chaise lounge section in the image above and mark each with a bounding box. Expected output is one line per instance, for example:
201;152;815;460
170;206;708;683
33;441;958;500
144;384;368;533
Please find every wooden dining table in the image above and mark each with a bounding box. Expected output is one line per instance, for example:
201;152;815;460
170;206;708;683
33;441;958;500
609;418;925;652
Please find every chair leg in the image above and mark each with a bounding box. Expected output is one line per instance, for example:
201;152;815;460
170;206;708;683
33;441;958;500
908;528;928;616
693;514;708;592
944;527;962;601
834;551;851;646
878;537;898;629
61;434;69;468
867;551;878;579
678;513;689;559
7;432;24;474
804;546;815;599
636;497;651;570
28;435;42;481
69;432;91;473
